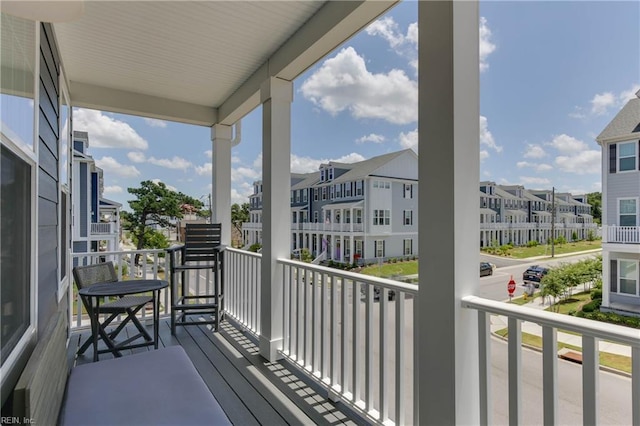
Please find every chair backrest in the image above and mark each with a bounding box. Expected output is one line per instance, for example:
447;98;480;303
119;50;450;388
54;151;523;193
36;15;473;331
183;223;222;263
72;261;118;289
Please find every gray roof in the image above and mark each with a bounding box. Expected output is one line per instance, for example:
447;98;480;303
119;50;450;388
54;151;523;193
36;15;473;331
291;172;320;190
596;97;640;143
329;149;416;185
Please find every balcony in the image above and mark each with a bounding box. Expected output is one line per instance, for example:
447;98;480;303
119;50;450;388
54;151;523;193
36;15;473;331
606;225;640;244
68;248;640;425
90;222;117;235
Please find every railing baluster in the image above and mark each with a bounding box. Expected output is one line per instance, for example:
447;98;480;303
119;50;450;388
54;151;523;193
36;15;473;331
312;268;318;374
395;291;406;426
282;264;290;355
341;272;349;397
508;317;522;426
352;279;360;404
288;264;294;356
366;283;374;412
320;272;326;381
331;272;338;393
633;346;639;426
379;288;388;422
582;335;599;425
542;326;557;426
478;310;492;426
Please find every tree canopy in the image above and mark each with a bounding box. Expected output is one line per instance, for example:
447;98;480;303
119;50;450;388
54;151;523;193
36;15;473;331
231;203;249;234
586;192;601;224
121;180;204;251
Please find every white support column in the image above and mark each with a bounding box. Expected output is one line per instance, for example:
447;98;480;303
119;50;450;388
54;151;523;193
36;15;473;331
259;77;292;361
416;1;480;424
211;124;233;246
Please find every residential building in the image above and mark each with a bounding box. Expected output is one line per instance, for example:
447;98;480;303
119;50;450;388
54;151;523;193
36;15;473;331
597;90;640;316
479;181;596;247
1;4;637;425
243;150;419;264
71;131;121;257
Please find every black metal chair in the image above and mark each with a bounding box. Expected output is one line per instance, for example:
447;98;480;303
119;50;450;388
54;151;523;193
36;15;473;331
166;223;225;335
72;262;153;356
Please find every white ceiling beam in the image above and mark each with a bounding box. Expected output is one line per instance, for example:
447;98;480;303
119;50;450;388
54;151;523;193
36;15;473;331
218;0;398;125
70;81;218;126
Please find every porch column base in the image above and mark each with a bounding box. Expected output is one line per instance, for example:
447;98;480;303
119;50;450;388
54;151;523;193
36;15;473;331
259;336;284;362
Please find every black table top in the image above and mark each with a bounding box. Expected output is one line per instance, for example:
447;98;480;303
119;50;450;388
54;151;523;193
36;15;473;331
78;279;169;297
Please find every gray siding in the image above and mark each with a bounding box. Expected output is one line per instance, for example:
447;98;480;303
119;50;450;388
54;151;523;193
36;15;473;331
606;169;640;225
79;162;88;236
391;181;418;233
37;23;60;336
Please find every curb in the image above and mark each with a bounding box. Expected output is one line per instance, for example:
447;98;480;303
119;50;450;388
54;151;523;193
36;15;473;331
490;331;631;378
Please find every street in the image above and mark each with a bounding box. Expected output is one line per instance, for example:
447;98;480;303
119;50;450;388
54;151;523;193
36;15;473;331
479;251;601;301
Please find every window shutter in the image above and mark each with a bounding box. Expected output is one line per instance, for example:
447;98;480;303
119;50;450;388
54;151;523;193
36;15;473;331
609;143;616;173
411;184;413;199
610;259;617;293
638;141;640;170
383;240;386;258
411;210;413;225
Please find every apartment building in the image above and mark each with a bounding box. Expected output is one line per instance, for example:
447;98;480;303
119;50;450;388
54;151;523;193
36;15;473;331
480;181;596;247
243;149;419;264
597;90;640;316
71;131;121;256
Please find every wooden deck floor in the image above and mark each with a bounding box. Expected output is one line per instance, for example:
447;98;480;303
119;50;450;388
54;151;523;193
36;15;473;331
68;317;362;426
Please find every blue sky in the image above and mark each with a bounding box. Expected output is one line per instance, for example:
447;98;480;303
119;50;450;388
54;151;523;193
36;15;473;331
75;1;640;211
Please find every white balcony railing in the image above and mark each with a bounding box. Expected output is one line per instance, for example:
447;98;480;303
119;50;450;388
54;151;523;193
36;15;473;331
90;222;115;235
224;247;262;336
278;259;418;425
71;249;170;328
606;225;640;244
462;296;640;426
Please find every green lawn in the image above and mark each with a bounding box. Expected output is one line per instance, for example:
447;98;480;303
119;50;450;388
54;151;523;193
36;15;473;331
494;328;631;373
545;291;591;314
486;240;601;259
360;260;418;278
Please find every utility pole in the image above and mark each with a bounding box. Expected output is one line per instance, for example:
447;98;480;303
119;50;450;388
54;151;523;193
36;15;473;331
550;186;555;258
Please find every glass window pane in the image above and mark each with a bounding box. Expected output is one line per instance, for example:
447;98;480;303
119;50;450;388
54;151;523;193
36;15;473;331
619;157;636;172
619;199;637;214
1;146;31;365
0;14;35;151
618;142;636;157
619;279;637;295
620;215;636;226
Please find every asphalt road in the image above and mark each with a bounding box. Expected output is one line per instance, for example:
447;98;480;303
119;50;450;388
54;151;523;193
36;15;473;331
479;251;602;301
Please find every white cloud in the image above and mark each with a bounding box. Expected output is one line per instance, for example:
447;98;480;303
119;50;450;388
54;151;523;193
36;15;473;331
299;47;418;125
399;129;418;152
554;151;600;175
356;133;386;144
205;150;213;159
548;134;588;153
150;179;177;192
95;156;141;178
590;92;616;116
290;153;365;174
231;156;241;164
524;144;547;159
231;167;260;183
519;176;551;186
479;17;496;72
74;108;148;150
127;151;146;163
147;156;192;170
480;150;489;161
103;185;124;194
195;163;212;176
480;116;502;152
143;118;167;128
406;22;418;45
516;161;553;172
365;17;405;48
619;84;640;103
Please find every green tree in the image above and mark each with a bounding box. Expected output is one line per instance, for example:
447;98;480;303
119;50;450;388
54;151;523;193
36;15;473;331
231;203;250;245
540;268;566;311
131;228;170;252
586;192;602;224
121;180;203;258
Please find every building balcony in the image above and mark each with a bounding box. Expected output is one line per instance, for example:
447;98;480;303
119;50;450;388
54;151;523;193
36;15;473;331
605;225;640;244
90;222;117;235
66;248;639;425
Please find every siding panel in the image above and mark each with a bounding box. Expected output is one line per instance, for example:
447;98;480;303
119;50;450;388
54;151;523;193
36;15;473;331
605;171;640;225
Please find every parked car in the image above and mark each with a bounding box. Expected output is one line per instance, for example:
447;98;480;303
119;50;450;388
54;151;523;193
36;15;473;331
522;265;549;287
480;262;494;277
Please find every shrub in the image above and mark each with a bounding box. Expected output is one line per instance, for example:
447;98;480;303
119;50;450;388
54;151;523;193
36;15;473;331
590;288;602;300
587;230;595;241
248;243;262;252
554;236;567;245
526;240;539;247
581;299;601;313
571;231;579;241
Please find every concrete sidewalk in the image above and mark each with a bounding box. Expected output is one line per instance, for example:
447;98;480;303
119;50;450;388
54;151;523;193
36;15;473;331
490;297;632;357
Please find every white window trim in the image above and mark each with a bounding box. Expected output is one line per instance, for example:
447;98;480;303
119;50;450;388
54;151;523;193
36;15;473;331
375;240;385;258
617;197;639;227
617;141;638;173
0;136;38;388
616;259;639;296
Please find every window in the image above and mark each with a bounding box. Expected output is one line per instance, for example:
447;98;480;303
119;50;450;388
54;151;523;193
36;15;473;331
314;188;318;201
320;168;325;182
314;211;319;222
355;209;362;224
322;187;327;200
373;181;379;188
335;184;341;198
1;145;34;366
330;186;334;200
404;184;413;199
375;240;385;258
619;198;638;226
345;182;351;197
356;181;363;196
328;167;334;181
373;210;390;225
303;189;308;202
404;210;413;226
291;191;294;203
295;190;300;203
618;142;637;172
404;239;413;256
355;240;363;256
384;181;391;189
619;260;638;295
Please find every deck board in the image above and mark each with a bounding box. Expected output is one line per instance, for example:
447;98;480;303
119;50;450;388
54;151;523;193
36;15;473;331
69;317;358;425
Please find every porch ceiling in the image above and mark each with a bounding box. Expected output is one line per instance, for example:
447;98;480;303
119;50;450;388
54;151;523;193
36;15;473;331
53;1;397;126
